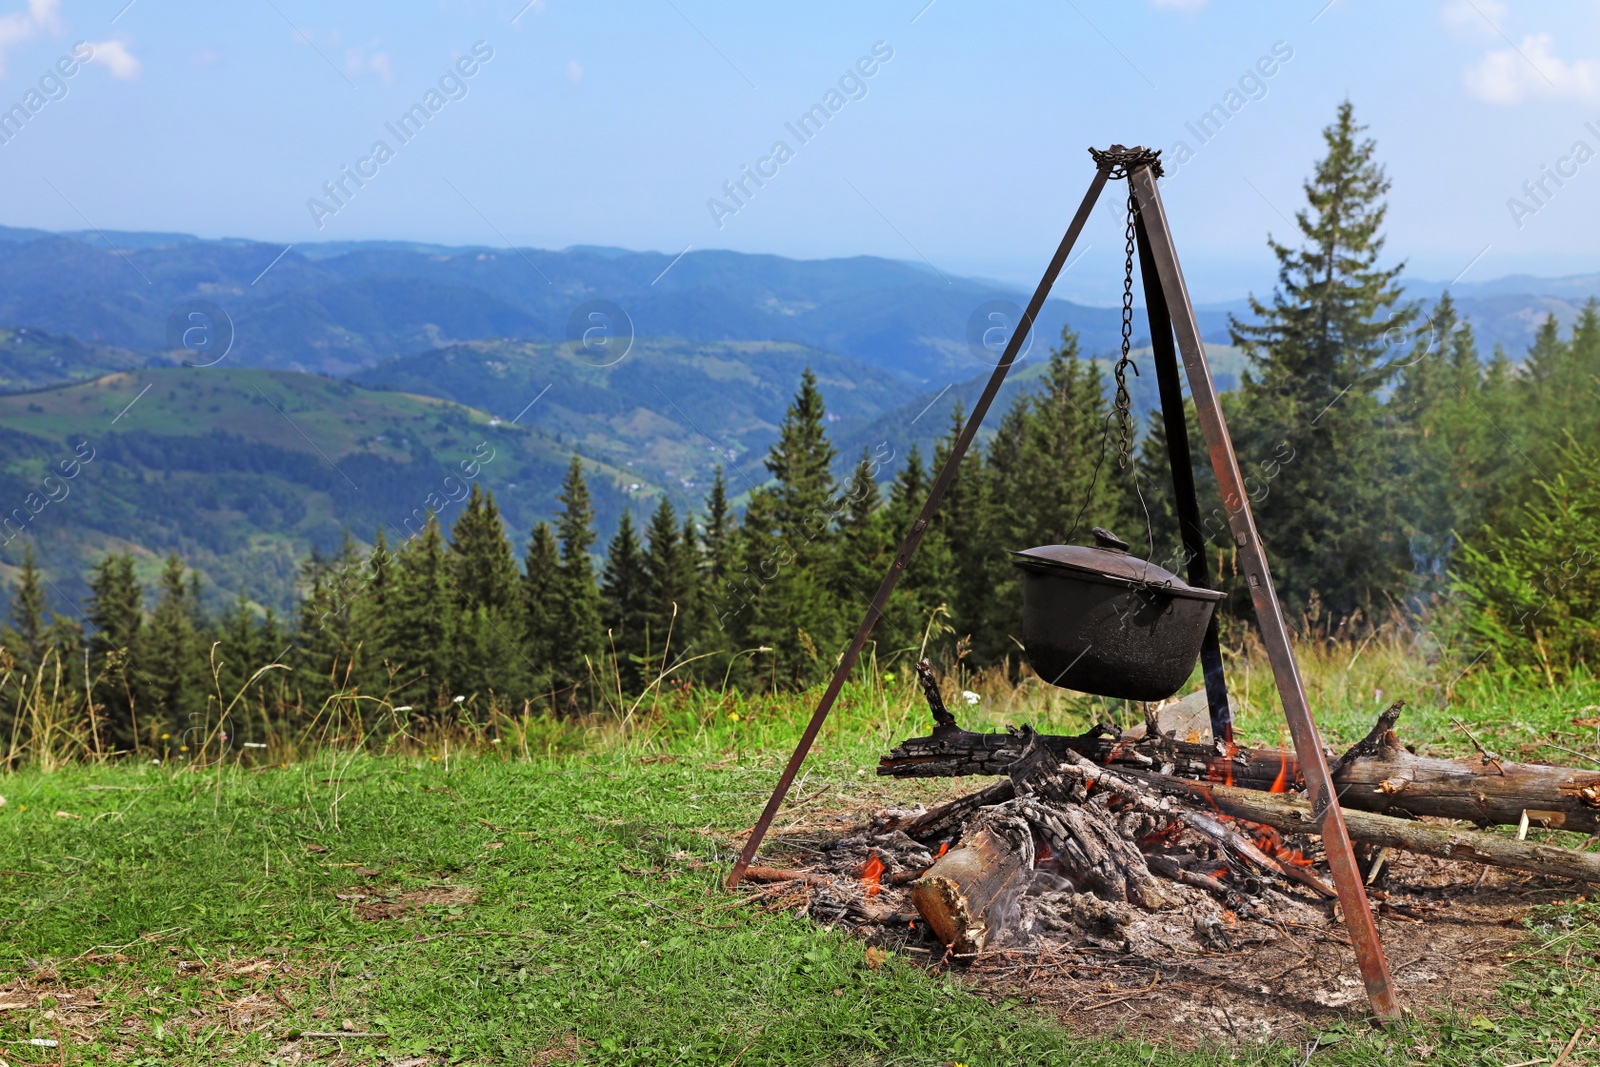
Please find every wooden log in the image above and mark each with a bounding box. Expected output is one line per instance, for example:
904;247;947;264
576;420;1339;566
911;809;1033;957
1136;774;1600;885
878;717;1600;834
741;866;830;887
899;779;1015;842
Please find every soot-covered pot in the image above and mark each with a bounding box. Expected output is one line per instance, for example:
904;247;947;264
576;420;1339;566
1012;527;1225;701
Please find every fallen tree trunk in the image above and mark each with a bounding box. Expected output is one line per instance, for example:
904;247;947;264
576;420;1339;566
879;717;1600;834
1136;774;1600;886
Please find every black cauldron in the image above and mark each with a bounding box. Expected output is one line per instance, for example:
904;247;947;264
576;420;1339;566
1012;527;1225;701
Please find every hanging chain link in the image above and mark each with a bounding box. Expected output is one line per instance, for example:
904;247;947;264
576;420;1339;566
1112;184;1141;469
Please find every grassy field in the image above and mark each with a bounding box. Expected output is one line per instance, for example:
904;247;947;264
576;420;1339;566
3;641;1600;1065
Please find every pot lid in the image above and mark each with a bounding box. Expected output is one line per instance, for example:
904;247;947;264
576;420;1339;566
1011;527;1224;600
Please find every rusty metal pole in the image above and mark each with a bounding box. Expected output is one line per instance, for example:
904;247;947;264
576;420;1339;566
725;166;1113;890
1128;162;1402;1022
1134;216;1231;744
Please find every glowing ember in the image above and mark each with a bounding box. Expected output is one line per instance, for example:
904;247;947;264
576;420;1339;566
861;853;885;896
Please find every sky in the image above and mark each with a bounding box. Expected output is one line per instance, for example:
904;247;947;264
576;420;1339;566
1;0;1598;303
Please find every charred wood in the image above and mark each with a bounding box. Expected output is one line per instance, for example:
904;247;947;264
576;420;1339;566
1137;774;1600;886
879;709;1600;834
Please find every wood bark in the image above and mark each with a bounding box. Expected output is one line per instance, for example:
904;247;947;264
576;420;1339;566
1134;773;1600;885
910;814;1032;957
878;718;1600;834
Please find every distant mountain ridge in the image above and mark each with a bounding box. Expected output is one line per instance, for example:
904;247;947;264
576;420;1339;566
0;225;1588;384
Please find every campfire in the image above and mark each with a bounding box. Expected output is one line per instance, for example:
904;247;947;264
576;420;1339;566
737;664;1600;1034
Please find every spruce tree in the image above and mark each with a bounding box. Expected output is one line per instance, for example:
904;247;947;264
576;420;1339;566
291;546;352;707
832;451;887;642
447;485;526;701
835;452;885;585
448;485;522;615
886;444;955;656
350;529;395;692
697;469;739;645
641;497;697;680
600;510;648;694
1518;303;1600;486
737;369;841;689
140;553;204;736
386;514;456;711
3;543;48;673
551;456;604;707
1390;294;1501;595
1227;101;1411;624
522;521;562;680
933;403;994;665
216;586;262;707
86;552;143;749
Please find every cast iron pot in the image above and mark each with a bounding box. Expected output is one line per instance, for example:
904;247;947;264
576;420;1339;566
1012;527;1225;701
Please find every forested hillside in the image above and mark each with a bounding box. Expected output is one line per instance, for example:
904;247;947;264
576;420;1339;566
3;104;1600;743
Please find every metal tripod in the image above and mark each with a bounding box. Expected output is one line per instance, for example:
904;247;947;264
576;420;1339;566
724;146;1400;1022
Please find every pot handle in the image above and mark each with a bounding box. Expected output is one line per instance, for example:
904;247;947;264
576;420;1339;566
1091;526;1130;552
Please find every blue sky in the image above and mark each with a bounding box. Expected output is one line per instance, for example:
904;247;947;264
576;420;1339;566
1;0;1598;302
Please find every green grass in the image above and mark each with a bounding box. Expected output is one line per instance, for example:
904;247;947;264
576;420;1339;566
3;661;1600;1065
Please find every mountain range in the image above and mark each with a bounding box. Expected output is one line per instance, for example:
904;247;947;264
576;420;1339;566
0;224;1594;613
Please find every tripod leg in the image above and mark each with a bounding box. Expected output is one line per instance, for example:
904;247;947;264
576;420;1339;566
1129;164;1401;1023
725;166;1113;889
1135;214;1231;743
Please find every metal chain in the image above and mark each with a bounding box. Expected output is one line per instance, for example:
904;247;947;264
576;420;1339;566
1113;184;1141;469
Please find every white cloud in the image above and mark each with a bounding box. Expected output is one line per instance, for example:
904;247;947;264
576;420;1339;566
345;40;394;84
565;59;582;83
1440;0;1505;40
1149;0;1205;9
1464;31;1600;104
0;0;62;76
84;39;140;79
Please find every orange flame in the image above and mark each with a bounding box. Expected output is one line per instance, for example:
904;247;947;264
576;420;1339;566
1268;740;1295;793
862;853;885;896
1269;760;1288;794
1218;814;1316;868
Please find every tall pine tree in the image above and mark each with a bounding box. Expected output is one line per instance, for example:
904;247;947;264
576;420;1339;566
551;456;604;707
1227;101;1410;625
600;510;648;694
386;514;456;712
736;369;841;689
140;553;204;735
641;497;697;681
3;543;49;674
522;521;561;687
86;553;143;749
448;485;526;701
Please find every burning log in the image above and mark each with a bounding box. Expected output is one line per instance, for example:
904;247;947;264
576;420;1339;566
911;808;1034;957
878;706;1600;834
1138;775;1600;886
